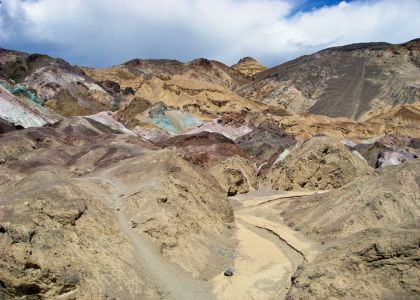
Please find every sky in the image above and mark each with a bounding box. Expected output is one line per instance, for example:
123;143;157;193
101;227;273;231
0;0;419;68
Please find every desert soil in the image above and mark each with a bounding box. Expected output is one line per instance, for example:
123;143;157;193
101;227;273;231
80;169;323;300
212;189;324;300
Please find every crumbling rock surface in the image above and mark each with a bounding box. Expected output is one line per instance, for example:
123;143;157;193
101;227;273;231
266;136;371;190
240;39;420;119
280;159;420;240
160;131;258;195
287;228;420;300
209;156;258;196
0;167;156;299
97;149;235;277
235;120;296;161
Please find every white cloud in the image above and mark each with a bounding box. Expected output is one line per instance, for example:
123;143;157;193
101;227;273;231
0;0;419;67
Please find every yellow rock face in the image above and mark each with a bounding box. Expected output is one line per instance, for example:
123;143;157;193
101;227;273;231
232;56;267;76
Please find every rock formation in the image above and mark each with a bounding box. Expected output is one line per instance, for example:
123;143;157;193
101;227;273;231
232;57;267;76
265;136;372;190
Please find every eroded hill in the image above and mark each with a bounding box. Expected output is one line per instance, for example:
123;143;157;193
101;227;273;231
239;39;420;119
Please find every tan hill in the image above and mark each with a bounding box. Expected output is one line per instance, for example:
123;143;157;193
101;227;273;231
239;39;420;120
232;57;267;76
265;136;372;190
160;131;258;195
359;102;420;127
272;109;420;141
287;228;420;299
281;159;419;240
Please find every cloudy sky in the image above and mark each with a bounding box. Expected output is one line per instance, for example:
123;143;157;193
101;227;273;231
0;0;419;67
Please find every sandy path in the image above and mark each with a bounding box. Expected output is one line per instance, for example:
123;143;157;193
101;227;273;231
235;190;329;208
238;215;321;262
212;221;293;300
213;190;323;300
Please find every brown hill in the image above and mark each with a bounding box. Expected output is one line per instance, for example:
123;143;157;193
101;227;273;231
239;39;420;120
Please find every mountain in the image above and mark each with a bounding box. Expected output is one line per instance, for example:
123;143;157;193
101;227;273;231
0;48;115;117
231;56;267;76
0;39;419;300
239;39;420;120
82;57;286;133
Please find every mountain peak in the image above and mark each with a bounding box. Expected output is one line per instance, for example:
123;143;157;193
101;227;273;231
232;56;266;76
237;56;258;64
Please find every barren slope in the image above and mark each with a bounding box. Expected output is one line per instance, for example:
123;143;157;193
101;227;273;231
239;39;420;119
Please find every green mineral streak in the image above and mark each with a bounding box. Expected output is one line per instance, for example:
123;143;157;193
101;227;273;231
0;83;42;104
180;113;202;129
150;115;178;135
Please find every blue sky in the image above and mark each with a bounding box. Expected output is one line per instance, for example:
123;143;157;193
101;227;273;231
0;0;419;68
295;0;353;12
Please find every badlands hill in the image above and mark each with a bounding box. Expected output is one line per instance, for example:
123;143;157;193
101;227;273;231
0;39;419;300
232;57;267;77
239;39;420;119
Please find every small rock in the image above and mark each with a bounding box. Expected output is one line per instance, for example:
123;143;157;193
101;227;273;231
131;221;138;228
224;268;234;277
123;87;135;95
158;197;168;203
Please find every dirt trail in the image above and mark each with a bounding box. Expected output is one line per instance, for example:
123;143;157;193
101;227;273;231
213;190;322;300
236;190;329;208
212;221;294;299
79;168;215;300
238;215;321;262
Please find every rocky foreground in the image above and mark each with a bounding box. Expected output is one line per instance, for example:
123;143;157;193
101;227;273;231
0;40;419;299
